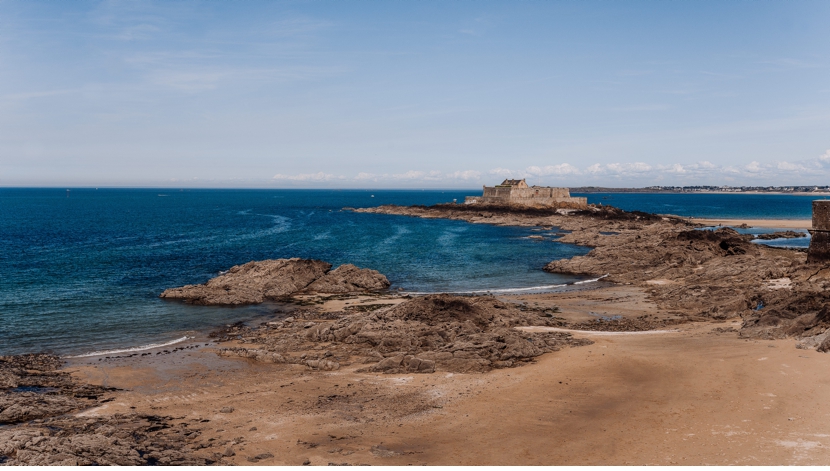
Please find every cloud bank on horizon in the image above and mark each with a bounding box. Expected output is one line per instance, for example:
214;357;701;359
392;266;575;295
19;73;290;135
268;150;830;187
1;1;829;188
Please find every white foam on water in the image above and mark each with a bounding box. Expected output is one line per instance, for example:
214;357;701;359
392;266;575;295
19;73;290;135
574;274;609;284
403;274;611;295
66;336;193;358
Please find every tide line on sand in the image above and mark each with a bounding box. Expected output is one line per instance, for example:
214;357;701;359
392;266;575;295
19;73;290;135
65;336;193;358
517;326;679;335
405;274;611;296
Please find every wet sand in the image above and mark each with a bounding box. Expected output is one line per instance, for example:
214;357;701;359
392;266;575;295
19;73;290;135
62;285;830;465
691;218;811;230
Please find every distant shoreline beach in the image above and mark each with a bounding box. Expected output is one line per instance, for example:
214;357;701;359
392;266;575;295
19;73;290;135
689;217;812;229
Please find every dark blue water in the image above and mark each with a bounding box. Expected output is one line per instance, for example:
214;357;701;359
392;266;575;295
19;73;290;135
575;192;823;219
2;189;818;356
1;188;591;356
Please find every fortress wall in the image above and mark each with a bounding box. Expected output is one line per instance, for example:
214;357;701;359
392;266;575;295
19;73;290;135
464;196;588;208
509;188;571;199
808;200;830;263
482;187;513;198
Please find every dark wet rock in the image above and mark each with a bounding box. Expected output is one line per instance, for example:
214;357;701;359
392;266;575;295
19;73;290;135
247;452;274;463
755;231;808;240
160;258;390;305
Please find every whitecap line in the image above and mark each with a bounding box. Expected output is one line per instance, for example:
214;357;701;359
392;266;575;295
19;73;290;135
574;274;609;284
405;283;568;296
65;336;193;358
516;326;679;335
401;274;610;295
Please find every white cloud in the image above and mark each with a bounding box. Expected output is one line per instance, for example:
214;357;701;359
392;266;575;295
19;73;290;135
689;161;716;169
587;162;652;176
525;164;580;176
744;161;763;173
777;161;806;171
488;167;514;177
272;172;339;181
392;170;425;180
268;151;830;187
355;172;379;180
586;163;603;174
448;170;482;180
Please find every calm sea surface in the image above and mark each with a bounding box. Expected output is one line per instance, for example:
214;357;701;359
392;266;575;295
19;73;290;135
0;189;818;356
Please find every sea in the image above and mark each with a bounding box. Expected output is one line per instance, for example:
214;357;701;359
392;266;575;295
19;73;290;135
0;189;820;357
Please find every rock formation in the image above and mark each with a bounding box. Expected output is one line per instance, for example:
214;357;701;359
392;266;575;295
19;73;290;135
355;202;830;352
215;294;592;373
160;258;390;305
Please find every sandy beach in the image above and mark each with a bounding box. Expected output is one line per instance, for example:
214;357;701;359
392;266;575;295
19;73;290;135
691;218;812;230
5;204;830;465
56;286;830;465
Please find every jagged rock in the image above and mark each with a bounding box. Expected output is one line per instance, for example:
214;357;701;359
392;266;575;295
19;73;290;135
0;414;209;465
160;258;390;305
302;264;390;293
0;354;113;425
0;371;19;389
160;258;332;305
0;392;81;424
357;203;830;353
220;294;591;373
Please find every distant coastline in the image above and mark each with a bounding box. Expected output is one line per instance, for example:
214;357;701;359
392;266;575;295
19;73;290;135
571;186;830;195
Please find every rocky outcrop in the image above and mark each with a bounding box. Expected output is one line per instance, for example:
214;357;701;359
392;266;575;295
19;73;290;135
215;294;592;373
0;414;211;465
160;258;390;305
354;202;830;353
301;264;390;294
754;230;807;240
0;354;115;425
0;355;213;465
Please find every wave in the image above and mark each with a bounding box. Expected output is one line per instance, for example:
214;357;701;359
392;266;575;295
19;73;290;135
404;274;611;295
65;336;193;358
574;274;609;284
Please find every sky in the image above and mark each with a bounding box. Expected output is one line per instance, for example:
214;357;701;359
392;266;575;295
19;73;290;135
1;0;829;188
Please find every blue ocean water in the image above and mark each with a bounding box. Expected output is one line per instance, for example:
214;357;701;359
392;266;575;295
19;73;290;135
576;192;816;248
1;189;818;356
1;188;590;356
575;192;823;219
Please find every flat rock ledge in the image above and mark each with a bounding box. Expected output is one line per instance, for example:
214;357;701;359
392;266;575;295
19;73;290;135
160;258;390;305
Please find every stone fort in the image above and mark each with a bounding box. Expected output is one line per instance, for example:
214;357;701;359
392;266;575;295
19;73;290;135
464;179;588;209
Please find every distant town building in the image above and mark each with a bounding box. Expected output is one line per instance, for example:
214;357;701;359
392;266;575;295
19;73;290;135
464;179;588;209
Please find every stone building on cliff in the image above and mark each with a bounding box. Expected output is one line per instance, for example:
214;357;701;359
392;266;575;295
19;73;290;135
464;179;588;209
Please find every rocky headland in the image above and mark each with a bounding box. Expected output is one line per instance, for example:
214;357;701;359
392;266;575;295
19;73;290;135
354;203;830;352
160;258;390;305
215;294;592;374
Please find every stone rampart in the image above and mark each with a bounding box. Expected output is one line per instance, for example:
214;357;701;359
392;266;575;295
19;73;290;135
468;183;587;209
464;195;588;208
808;200;830;263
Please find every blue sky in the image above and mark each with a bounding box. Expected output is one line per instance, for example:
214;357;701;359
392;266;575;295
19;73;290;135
1;1;829;188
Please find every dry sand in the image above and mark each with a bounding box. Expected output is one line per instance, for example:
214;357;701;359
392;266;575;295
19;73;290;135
691;218;812;230
64;285;830;465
